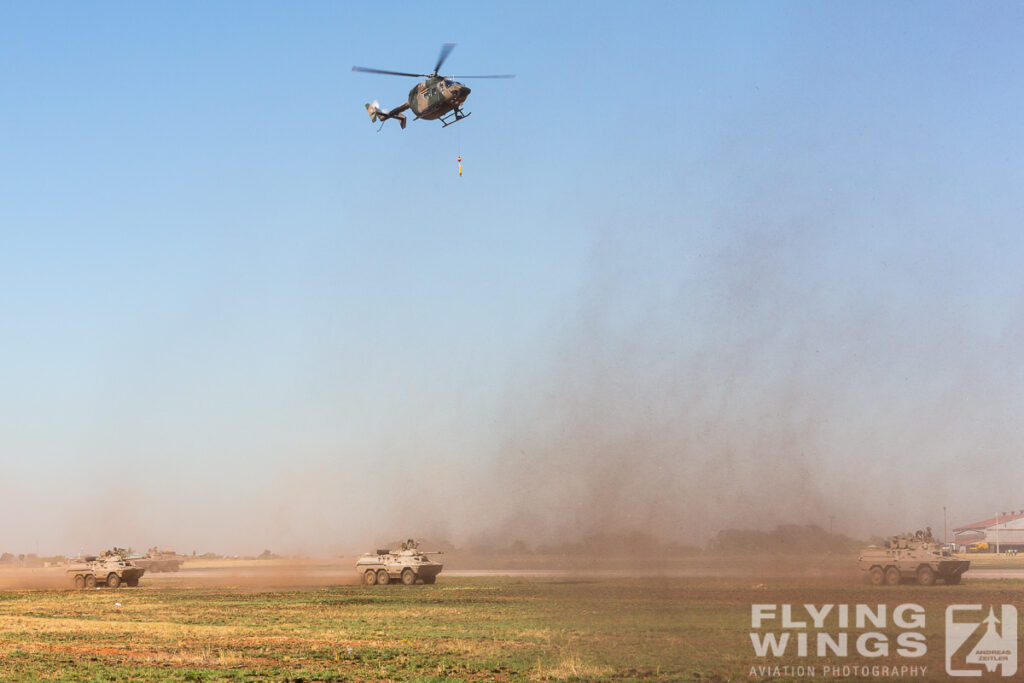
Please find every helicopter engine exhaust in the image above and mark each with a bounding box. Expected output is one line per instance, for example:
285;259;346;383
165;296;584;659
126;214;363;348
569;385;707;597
365;101;406;130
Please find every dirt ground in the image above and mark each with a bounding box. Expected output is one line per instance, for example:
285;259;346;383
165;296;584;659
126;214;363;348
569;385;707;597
0;553;850;591
3;552;1021;591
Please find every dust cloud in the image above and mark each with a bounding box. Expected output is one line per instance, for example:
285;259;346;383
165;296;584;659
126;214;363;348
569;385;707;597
454;211;1024;549
5;206;1023;558
0;569;67;591
0;561;361;592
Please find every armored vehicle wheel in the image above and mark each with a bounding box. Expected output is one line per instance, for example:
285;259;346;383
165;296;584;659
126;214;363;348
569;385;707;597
945;574;962;585
869;567;884;585
85;575;96;589
107;573;121;588
401;569;416;585
74;575;86;590
885;567;901;585
916;566;936;586
127;578;139;587
376;569;390;585
363;570;377;585
423;576;436;584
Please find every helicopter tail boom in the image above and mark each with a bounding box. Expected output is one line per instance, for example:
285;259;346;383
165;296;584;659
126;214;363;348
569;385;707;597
365;101;408;130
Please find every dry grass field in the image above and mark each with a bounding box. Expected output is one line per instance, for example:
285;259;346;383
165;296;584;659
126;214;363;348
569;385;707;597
0;559;1021;681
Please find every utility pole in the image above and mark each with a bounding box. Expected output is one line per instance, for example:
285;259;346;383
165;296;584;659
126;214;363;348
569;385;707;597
996;512;1003;555
943;506;947;547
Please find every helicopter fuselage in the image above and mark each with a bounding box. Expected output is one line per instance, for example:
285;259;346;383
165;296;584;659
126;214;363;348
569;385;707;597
354;43;510;130
408;77;471;120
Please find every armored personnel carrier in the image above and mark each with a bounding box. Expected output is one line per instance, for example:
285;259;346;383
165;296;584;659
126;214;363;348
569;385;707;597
67;551;145;589
859;529;969;586
356;539;443;585
132;547;183;573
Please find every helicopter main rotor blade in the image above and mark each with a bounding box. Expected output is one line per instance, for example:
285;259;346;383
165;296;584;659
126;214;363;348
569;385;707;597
352;66;429;78
450;74;516;79
434;43;456;75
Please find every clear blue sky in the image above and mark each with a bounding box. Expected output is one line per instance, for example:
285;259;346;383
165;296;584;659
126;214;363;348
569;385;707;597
3;2;1024;554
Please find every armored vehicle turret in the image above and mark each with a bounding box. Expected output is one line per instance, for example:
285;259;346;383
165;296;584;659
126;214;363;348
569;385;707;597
67;551;145;589
859;529;969;586
356;539;443;586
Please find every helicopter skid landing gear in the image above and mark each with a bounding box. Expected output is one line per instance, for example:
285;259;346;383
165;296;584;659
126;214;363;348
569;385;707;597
440;107;471;128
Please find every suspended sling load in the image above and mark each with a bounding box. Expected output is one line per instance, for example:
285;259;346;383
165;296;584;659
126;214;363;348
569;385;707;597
356;539;443;586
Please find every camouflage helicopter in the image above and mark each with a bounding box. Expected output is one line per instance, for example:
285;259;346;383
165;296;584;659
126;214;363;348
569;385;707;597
353;43;513;130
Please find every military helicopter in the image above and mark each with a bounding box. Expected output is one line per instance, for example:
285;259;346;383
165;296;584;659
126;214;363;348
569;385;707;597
353;43;514;130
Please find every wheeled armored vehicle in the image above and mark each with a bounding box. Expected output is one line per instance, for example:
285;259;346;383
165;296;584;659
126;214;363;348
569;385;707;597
132;548;183;573
356;539;443;585
67;552;145;589
859;530;969;586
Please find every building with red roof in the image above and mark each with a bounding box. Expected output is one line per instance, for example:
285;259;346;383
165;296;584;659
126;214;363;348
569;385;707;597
953;511;1024;550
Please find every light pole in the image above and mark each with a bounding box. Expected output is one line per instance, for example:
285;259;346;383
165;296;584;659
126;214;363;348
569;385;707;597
996;512;1003;555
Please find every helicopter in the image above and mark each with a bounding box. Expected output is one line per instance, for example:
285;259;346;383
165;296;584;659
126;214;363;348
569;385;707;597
353;43;514;130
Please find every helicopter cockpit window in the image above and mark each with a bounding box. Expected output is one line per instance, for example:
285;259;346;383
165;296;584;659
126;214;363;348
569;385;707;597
444;80;454;88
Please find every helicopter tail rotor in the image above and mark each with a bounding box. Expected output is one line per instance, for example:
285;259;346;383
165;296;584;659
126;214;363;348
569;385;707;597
365;101;407;130
365;101;381;122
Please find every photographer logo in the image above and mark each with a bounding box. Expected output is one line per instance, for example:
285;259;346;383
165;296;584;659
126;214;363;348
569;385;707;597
945;605;1017;677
